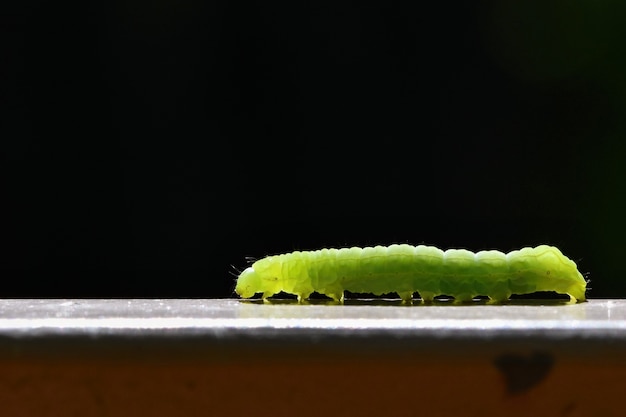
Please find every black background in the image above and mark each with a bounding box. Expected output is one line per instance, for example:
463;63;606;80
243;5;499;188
4;1;626;298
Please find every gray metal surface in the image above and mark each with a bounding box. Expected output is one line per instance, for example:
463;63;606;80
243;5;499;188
0;299;624;356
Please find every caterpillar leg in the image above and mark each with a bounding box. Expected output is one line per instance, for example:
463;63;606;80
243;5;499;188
488;292;511;304
262;291;275;303
398;291;414;304
318;285;345;303
418;291;435;302
296;293;311;303
454;293;475;303
325;291;344;303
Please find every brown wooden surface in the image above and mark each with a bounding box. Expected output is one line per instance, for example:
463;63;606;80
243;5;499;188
1;353;624;416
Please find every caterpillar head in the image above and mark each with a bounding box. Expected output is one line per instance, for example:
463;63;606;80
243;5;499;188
235;256;283;298
235;267;261;298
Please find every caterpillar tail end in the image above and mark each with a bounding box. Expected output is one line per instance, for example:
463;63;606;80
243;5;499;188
568;288;587;303
566;274;587;302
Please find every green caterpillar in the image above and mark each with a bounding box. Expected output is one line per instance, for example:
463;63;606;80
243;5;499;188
235;244;587;303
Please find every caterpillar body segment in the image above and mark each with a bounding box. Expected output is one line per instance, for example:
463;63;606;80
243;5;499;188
234;244;587;303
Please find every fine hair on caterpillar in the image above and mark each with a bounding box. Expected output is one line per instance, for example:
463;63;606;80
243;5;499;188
234;244;587;303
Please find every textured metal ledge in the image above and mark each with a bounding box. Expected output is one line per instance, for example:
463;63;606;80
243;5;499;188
0;298;624;357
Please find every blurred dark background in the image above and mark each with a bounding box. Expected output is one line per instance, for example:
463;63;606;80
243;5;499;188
3;1;626;297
